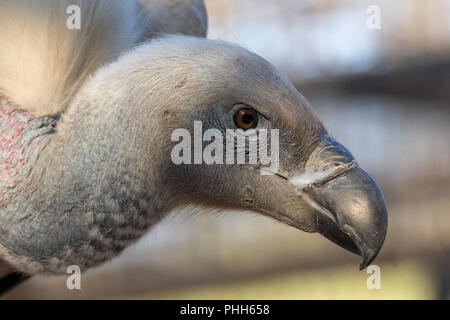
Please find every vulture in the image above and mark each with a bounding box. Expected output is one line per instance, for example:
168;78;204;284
0;0;387;294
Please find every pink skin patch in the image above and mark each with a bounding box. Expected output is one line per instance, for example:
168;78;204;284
0;99;56;206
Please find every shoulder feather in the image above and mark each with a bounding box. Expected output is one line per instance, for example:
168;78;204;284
0;0;146;116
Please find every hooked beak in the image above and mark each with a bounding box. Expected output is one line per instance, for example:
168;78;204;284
291;136;388;269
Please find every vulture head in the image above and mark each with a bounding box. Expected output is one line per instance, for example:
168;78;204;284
0;0;387;289
109;37;388;269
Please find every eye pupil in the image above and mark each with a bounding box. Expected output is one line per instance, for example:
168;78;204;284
234;108;258;130
242;114;253;124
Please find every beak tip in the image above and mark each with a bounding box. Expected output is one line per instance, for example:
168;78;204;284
358;244;383;270
359;257;373;271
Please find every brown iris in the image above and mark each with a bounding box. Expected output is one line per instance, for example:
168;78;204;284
234;108;258;130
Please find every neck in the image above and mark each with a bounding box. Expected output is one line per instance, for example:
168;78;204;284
0;94;174;274
0;38;201;274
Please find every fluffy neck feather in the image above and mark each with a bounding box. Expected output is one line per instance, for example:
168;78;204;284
0;0;149;117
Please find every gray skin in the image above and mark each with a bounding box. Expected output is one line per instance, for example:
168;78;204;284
0;36;387;275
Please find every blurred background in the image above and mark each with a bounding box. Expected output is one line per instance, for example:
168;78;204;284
5;0;450;299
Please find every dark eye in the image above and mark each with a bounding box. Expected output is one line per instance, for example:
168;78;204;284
234;108;258;130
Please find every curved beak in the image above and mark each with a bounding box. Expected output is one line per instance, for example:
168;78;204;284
313;166;388;269
291;136;388;269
